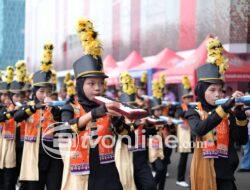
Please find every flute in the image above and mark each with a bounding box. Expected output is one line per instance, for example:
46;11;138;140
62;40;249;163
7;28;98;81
162;101;198;108
141;95;198;108
159;116;184;125
141;95;181;106
162;101;181;106
215;95;250;105
146;116;183;125
46;100;67;107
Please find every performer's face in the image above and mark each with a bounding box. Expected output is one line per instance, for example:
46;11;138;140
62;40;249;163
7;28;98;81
25;91;31;100
12;93;21;103
182;96;193;104
204;84;223;106
83;77;105;101
59;89;67;100
137;88;145;97
153;108;162;117
0;93;8;103
1;93;11;105
36;86;52;103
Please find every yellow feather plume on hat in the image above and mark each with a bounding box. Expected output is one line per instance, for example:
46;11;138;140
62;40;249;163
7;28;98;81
152;79;163;99
120;72;132;84
119;72;136;95
141;71;147;84
206;38;223;52
51;70;57;84
76;18;93;33
182;76;191;90
27;73;34;84
4;66;14;84
206;38;229;74
64;72;71;84
15;60;27;83
40;42;54;72
66;80;76;96
79;30;96;42
76;18;102;58
24;75;29;84
159;73;166;89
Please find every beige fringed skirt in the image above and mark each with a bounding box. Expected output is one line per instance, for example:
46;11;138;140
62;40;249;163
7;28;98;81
19;128;41;181
190;147;217;190
0;138;16;169
59;140;89;190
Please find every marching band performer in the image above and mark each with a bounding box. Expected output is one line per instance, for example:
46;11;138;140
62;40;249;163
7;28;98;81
119;72;156;190
60;18;134;190
14;42;63;190
60;72;72;101
185;38;248;190
9;61;29;190
147;79;172;190
115;72;137;190
175;76;194;188
135;72;148;109
22;74;33;102
157;74;175;180
158;74;172;118
0;66;16;190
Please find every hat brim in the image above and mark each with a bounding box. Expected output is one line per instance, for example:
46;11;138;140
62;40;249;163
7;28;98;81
199;78;224;84
23;87;31;91
0;90;8;93
33;82;53;87
126;101;138;106
182;94;194;99
10;89;24;94
120;100;137;105
151;105;164;110
80;73;108;79
136;86;146;90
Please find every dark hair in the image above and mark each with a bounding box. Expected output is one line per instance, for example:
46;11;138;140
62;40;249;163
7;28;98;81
32;86;41;103
227;86;233;92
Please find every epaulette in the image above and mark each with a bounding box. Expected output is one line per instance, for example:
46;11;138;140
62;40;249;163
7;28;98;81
27;101;35;106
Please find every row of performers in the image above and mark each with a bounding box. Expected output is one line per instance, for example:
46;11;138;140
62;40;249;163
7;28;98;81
0;58;192;190
0;18;249;190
